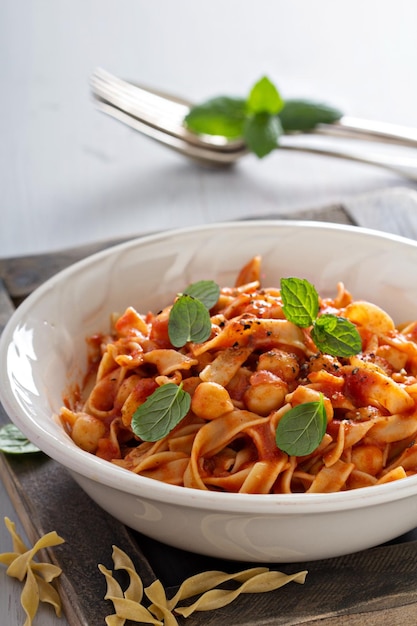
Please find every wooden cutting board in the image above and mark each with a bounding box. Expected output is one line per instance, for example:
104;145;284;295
3;191;417;626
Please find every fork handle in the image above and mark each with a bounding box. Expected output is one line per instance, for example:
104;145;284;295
314;115;417;149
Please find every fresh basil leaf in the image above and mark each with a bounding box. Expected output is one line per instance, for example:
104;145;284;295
275;395;327;456
184;96;247;138
243;113;282;158
247;76;284;115
280;277;319;328
168;294;212;348
279;98;343;132
131;383;191;442
311;314;362;357
0;423;41;454
183;280;220;310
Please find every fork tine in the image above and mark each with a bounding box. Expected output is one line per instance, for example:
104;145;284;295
91;68;191;132
93;85;417;180
92;69;190;116
90;68;244;151
94;100;246;166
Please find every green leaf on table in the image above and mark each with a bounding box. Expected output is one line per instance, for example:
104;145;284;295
279;98;343;132
184;96;247;138
131;383;191;442
280;277;319;328
243;112;282;158
247;76;284;115
168;294;212;347
311;314;363;357
275;394;327;456
0;423;41;454
183;279;220;310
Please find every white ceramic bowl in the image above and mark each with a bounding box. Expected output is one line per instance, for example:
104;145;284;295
3;221;417;563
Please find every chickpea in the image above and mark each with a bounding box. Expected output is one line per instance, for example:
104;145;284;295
71;413;106;453
257;350;300;382
243;370;288;417
244;378;288;416
191;382;234;420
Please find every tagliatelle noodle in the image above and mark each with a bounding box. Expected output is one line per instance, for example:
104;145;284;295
60;256;417;494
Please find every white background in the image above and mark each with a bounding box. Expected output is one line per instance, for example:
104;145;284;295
2;0;417;258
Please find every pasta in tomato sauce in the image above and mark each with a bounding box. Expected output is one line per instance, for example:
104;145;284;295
60;256;417;494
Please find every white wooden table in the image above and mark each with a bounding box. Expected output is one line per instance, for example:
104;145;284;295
2;1;417;623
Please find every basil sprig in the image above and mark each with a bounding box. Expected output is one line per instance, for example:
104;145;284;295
280;277;319;327
278;279;361;455
132;280;220;440
168;295;212;348
243;77;284;158
183;280;220;310
131;383;191;442
168;280;220;348
130;276;361;456
184;76;342;158
0;423;41;455
183;96;247;139
311;313;363;358
276;394;327;456
280;277;362;357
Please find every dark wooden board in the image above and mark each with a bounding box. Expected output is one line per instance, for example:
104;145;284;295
3;199;417;625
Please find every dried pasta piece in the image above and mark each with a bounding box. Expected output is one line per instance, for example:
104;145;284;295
145;580;179;625
98;564;127;626
106;597;163;625
99;546;308;625
166;567;268;610
0;517;64;626
174;569;308;618
112;545;144;602
36;572;62;615
6;516;28;553
99;562;162;626
20;567;40;626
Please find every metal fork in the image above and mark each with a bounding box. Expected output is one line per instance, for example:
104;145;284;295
91;68;417;179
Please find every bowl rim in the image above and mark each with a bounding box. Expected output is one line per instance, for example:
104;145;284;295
3;218;417;514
